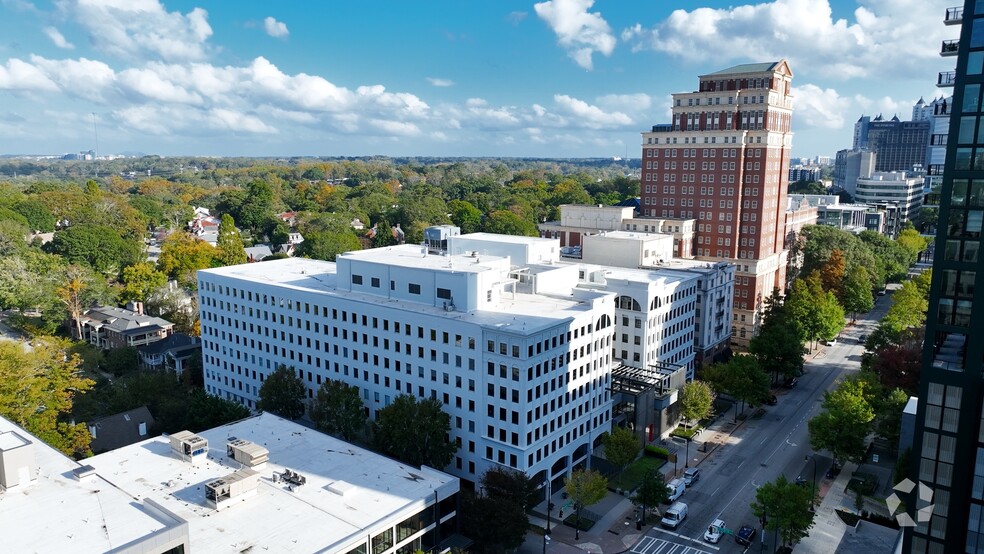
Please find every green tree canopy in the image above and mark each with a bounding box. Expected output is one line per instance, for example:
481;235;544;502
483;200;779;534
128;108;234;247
749;290;805;382
679;380;714;428
564;469;608;538
603;426;640;487
842;265;875;321
448;199;483;234
0;337;95;458
309;379;366;441
257;365;306;420
372;395;457;469
882;279;929;335
156;232;217;288
750;474;815;547
483;209;538;236
46;224;142;273
216;213;247;266
808;376;877;463
12;198;56;232
120;262;168;304
631;467;669;519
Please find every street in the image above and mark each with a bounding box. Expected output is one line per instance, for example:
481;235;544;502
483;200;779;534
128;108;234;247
640;291;893;553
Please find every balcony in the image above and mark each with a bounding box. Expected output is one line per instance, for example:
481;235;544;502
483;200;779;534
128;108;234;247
941;39;960;57
650;124;674;133
945;6;963;25
938;71;956;87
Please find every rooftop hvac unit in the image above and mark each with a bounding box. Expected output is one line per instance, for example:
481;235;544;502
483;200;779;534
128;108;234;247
226;437;269;467
169;430;208;462
205;468;260;510
280;468;307;488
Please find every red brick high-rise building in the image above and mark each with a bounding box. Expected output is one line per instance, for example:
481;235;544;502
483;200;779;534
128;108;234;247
640;60;794;348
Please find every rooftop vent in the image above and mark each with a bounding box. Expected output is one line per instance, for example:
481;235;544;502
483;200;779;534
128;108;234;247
226;437;269;467
169;430;208;463
278;468;307;489
205;468;260;510
72;464;97;482
0;431;37;492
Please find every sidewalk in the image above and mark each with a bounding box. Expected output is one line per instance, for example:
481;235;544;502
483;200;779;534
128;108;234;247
519;408;753;554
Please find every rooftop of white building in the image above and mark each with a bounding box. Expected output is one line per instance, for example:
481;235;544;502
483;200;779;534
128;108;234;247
84;413;458;554
200;254;613;334
593;230;672;241
455;232;558;246
0;416;180;553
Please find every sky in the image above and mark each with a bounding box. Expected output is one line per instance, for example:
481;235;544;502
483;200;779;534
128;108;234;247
0;0;956;160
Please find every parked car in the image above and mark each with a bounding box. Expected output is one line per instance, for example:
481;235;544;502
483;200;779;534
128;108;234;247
664;477;686;502
765;394;778;405
704;518;725;543
684;467;701;486
877;289;887;296
783;377;799;388
660;501;688;529
735;524;757;546
857;334;868;344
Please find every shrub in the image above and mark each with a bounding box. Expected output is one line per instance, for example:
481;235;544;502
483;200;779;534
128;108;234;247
644;445;669;458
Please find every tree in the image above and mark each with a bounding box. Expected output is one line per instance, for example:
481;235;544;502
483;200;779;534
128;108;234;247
120;262;168;304
0;337;95;458
819;249;846;298
876;387;911;443
564;469;608;539
296;229;361;261
102;346;139;376
679;380;713;429
459;491;529;554
257;365;306;420
705;355;770;421
631;467;669;522
483;209;537;236
308;379;366;440
448;199;482;234
57;264;107;340
896;227;930;264
808;376;876;464
842;266;874;322
156;232;216;288
215;214;247;266
750;475;815;547
238;179;277;232
373;395;457;469
46;224;141;273
481;466;538;510
749;290;804;383
373;219;398;247
882;279;929;334
12;199;55;232
603;426;640;489
787;272;844;347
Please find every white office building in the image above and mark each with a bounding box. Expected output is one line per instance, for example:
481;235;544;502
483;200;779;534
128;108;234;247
854;171;924;234
199;246;616;490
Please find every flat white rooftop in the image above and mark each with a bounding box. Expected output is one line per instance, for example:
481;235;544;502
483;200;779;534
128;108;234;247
339;243;507;273
0;417;176;553
595;230;672;240
201;256;611;333
456;232;559;246
84;413;458;553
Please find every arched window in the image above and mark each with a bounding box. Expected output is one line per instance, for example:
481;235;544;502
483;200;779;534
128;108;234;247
616;296;641;311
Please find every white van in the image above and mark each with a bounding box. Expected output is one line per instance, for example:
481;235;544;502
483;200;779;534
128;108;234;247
665;477;686;503
660;501;689;529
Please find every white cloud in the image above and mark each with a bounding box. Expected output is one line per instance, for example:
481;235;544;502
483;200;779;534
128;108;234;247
44;27;74;49
263;16;289;38
552;94;632;128
427;77;454;87
793;83;850;129
0;58;59;92
596;93;651;112
64;0;213;62
28;56;115;101
117;67;202;104
623;0;948;81
507;11;528;25
534;0;615;70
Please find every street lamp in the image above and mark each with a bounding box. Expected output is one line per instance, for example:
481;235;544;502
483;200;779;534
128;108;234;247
806;454;817;511
685;435;691;469
543;480;552;554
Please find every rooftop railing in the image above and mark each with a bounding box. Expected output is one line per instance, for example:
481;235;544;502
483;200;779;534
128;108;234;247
945;6;963;25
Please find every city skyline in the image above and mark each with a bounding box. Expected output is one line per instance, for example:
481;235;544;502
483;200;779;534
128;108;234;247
0;0;953;159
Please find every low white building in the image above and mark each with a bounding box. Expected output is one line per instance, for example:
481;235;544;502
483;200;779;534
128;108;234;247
855;171;924;234
82;413;460;554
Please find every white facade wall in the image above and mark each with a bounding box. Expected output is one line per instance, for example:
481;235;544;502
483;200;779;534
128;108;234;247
198;255;615;487
580;232;675;267
448;233;559;266
855;171;925;223
558;205;635;230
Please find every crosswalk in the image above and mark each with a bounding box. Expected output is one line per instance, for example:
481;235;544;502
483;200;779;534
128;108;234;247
630;535;715;554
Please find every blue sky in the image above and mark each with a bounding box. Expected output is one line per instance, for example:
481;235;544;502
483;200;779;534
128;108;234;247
0;0;954;159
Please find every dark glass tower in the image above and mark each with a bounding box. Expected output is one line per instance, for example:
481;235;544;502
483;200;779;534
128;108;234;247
906;2;984;552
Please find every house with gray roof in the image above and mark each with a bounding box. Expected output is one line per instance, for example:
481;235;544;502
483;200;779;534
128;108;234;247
78;301;174;349
138;332;200;375
88;406;155;454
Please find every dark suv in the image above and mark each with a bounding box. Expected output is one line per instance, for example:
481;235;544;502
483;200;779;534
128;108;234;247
783;377;798;389
735;525;757;546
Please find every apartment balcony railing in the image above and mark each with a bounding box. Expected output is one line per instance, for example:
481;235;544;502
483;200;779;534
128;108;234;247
938;71;956;87
942;39;960;57
945;6;963;25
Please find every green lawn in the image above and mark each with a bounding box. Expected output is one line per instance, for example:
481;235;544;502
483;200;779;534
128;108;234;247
671;426;700;439
614;456;666;491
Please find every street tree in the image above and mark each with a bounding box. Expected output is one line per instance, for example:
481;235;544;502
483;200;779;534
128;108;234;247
749;290;804;383
120;262;168;304
897;226;930;264
257;365;306;420
216;214;247;266
706;355;770;421
631;467;669;522
819;248;846;298
308;379;366;440
481;466;538;510
808;376;876;464
876;387;911;443
372;395;457;469
564;469;608;539
0;337;95;458
603;426;640;489
459;491;529;554
680;380;714;427
882;279;929;334
842;266;875;322
750;474;815;548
